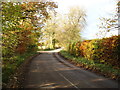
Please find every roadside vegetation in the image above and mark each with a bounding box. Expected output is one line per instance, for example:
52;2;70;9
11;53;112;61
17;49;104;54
60;46;120;80
2;1;57;86
3;51;37;86
59;1;120;80
2;0;120;88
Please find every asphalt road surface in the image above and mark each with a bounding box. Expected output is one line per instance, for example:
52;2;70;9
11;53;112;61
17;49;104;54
24;49;118;89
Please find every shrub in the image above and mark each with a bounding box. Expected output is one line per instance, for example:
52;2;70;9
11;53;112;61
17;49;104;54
75;41;81;56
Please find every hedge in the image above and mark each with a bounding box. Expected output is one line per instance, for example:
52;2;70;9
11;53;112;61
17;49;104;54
68;35;120;68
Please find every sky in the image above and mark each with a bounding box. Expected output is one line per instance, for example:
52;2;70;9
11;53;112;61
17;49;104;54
53;0;117;40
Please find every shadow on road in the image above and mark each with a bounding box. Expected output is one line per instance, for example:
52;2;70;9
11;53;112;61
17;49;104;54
24;49;118;89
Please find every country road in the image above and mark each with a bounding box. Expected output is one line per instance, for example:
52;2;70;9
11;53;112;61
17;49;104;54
24;49;118;89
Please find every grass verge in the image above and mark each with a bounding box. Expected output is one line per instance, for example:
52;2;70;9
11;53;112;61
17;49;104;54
60;50;120;80
2;51;38;86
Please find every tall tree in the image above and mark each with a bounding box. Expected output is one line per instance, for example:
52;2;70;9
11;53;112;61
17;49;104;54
2;1;58;58
56;6;86;47
39;6;86;49
2;1;58;85
41;11;58;49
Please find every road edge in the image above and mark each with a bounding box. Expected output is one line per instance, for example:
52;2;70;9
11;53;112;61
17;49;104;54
53;52;119;86
6;53;40;88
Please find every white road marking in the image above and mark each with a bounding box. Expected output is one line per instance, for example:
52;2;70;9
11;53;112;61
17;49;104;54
53;53;80;89
36;64;39;70
58;72;80;90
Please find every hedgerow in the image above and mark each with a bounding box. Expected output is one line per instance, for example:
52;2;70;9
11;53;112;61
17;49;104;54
68;35;120;68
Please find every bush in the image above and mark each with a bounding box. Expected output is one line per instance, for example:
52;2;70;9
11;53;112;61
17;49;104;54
75;41;81;56
68;42;80;56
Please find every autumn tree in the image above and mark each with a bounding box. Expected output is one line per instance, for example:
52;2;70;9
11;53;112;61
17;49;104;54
56;7;86;48
41;11;58;49
2;1;58;54
41;6;86;49
2;0;57;80
2;2;23;56
2;1;58;84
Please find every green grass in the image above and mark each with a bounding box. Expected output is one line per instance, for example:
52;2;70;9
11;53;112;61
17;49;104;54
2;51;38;84
39;47;60;51
60;50;120;79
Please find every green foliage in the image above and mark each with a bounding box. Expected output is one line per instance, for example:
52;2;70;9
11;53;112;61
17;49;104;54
68;42;81;57
2;1;58;85
41;6;86;49
54;7;86;48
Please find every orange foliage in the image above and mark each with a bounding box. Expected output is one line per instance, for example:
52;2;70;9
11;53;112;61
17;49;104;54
69;35;120;68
